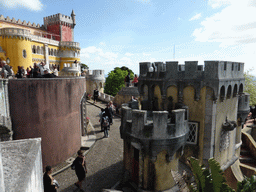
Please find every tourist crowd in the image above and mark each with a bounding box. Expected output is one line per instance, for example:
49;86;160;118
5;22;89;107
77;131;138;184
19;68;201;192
0;60;59;79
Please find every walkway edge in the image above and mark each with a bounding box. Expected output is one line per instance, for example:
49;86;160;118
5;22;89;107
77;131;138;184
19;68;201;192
52;121;96;176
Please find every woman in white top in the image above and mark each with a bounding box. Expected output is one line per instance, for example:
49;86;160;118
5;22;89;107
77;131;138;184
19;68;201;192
53;66;58;76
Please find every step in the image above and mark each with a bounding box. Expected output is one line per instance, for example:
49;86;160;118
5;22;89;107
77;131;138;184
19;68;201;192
240;148;251;156
240;156;256;164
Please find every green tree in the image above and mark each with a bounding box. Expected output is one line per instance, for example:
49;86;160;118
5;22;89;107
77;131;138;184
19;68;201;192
80;63;89;72
237;175;256;192
104;67;134;96
244;70;256;106
188;157;234;192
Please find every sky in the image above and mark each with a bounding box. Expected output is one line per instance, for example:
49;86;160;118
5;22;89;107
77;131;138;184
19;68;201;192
1;0;256;76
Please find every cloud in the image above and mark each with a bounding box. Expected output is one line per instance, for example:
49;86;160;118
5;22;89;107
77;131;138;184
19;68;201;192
189;13;202;21
143;53;151;56
99;42;106;46
193;0;256;46
125;53;134;56
0;0;43;11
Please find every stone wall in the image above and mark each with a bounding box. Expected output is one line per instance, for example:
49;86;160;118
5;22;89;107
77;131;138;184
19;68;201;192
8;77;86;167
0;79;12;141
0;138;43;192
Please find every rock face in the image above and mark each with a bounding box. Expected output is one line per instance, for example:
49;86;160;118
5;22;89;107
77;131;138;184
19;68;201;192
0;138;43;192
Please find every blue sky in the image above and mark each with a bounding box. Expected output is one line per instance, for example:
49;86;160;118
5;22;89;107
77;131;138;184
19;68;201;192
1;0;256;76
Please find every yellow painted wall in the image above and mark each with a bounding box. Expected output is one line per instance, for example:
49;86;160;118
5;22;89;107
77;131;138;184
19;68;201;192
154;151;178;191
183;86;207;163
154;85;162;110
166;86;178;104
214;97;238;166
2;36;32;73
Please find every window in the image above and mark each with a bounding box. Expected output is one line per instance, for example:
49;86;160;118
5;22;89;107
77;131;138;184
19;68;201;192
224;62;227;70
238;63;241;71
23;50;27;58
187;122;198;145
232;63;234;71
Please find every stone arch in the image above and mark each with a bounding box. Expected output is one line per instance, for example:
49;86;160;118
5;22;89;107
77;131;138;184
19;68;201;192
153;85;162;111
183;85;195;105
226;85;232;99
166;85;178;105
239;83;243;94
140;84;148;99
220;85;225;101
233;84;238;97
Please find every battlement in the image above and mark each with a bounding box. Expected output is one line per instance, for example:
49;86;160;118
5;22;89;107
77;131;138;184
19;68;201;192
0;15;41;29
120;106;189;159
139;60;244;80
121;107;188;140
87;70;105;81
44;13;75;28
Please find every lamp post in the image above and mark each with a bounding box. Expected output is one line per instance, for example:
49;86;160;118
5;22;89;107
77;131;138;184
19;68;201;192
6;58;10;64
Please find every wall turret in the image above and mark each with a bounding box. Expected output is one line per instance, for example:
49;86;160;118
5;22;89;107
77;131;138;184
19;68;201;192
71;10;76;27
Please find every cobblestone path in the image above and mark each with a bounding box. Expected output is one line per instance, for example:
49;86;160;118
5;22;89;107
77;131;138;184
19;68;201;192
54;102;123;192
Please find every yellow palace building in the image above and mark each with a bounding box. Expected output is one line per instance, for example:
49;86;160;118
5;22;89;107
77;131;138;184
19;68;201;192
0;10;80;73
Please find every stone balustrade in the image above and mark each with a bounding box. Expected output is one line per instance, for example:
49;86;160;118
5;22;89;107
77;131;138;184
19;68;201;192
98;92;115;103
59;41;80;48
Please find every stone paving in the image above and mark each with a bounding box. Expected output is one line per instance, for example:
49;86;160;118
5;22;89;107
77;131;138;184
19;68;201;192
54;101;124;192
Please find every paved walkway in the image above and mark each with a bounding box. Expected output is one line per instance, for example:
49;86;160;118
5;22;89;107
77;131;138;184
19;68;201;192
54;101;124;192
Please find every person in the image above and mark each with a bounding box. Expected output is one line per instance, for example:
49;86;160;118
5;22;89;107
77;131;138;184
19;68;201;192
21;66;26;78
10;66;15;77
53;66;58;76
43;70;56;78
132;74;138;87
38;62;50;75
93;88;99;104
72;150;87;190
125;72;131;87
43;166;57;192
104;103;113;125
26;67;31;78
1;60;12;78
32;63;41;78
99;108;105;131
15;66;24;78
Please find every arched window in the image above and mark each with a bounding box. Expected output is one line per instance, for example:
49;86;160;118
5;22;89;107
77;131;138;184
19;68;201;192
220;86;225;101
48;48;50;55
227;85;232;99
239;83;243;94
54;49;57;56
32;45;36;54
41;47;44;55
233;84;238;97
51;49;54;56
37;46;40;54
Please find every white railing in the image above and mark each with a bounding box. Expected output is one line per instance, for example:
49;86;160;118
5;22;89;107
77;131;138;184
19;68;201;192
60;41;80;48
98;92;115;103
31;35;59;46
0;28;30;37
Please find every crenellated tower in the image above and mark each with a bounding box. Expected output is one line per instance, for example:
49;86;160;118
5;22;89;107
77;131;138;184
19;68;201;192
134;60;250;190
43;11;76;42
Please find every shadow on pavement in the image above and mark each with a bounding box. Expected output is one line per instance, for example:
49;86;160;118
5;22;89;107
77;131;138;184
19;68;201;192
60;161;123;192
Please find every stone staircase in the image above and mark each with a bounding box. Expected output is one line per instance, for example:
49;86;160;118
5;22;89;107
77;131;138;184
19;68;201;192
240;144;256;168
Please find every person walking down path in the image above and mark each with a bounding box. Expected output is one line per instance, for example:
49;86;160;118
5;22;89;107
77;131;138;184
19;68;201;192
43;166;58;192
72;150;87;191
93;88;99;104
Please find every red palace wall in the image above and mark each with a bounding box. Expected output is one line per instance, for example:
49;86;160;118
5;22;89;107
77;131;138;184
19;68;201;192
61;25;73;41
8;77;86;167
47;24;61;41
